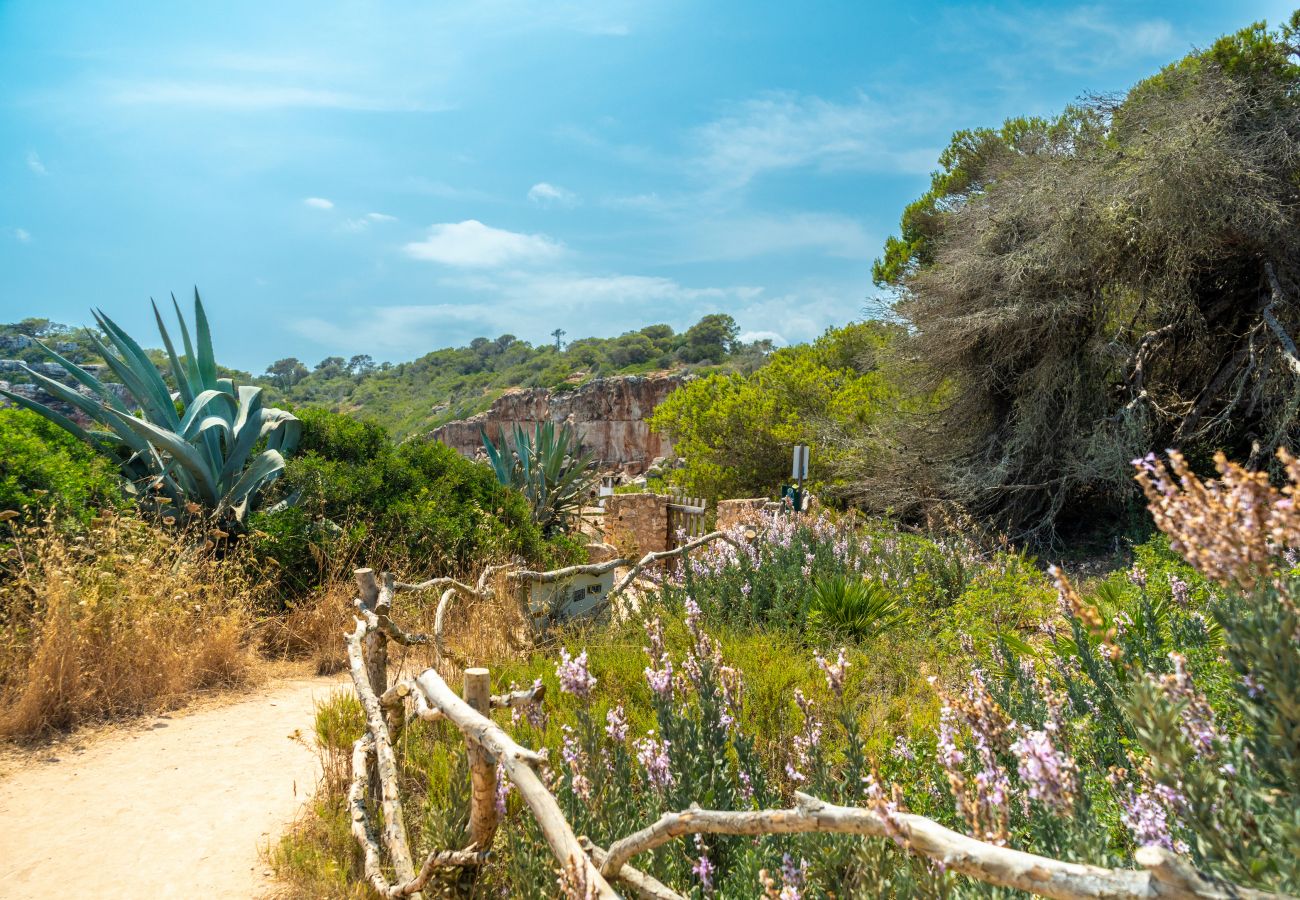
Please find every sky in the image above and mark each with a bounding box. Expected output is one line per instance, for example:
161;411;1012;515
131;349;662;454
1;1;1294;373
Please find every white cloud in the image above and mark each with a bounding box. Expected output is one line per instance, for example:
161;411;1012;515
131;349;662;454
403;220;565;268
26;152;46;176
12;228;31;243
109;81;438;112
693;91;931;189
303;197;334;210
738;330;786;346
344;211;398;231
968;6;1178;76
527;182;579;208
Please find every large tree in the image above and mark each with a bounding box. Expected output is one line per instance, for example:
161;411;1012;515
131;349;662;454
869;14;1300;540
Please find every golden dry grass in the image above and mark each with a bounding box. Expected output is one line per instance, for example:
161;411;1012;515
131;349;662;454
0;514;261;740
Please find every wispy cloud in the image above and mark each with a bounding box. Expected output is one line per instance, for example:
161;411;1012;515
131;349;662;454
25;152;46;176
108;81;440;112
528;182;579;208
303;197;334;210
12;227;31;243
693;90;932;190
344;212;398;231
403;220;566;268
966;5;1180;76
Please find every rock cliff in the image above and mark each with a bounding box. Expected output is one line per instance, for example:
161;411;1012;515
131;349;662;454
428;371;686;473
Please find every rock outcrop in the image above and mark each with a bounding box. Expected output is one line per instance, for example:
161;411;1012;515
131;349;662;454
428;371;686;474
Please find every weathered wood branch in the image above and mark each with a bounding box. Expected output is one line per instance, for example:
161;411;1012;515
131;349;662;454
606;531;740;602
413;668;617;899
393;576;485;599
1262;261;1300;378
600;793;1285;900
463;668;501;850
492;681;546;710
507;557;631;583
580;838;686;900
433;587;465;667
346;616;419;890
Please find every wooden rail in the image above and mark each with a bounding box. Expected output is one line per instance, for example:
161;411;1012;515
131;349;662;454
341;566;1289;900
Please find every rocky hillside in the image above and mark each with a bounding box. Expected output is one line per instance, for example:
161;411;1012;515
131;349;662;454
428;372;686;474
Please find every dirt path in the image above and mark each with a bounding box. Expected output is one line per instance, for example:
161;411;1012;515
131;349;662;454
0;677;346;899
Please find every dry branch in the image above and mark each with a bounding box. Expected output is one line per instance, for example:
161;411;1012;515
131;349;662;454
506;557;630;584
463;668;501;849
600;793;1285;900
345;616;419;890
580;838;686;900
1262;261;1300;377
606;531;740;602
413;668;618;899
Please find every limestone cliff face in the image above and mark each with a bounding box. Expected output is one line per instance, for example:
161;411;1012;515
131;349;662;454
428;372;686;473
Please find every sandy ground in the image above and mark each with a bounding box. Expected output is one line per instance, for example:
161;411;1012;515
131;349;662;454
0;677;347;899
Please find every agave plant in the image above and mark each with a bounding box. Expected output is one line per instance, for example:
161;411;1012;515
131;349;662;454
807;573;904;641
481;421;597;535
0;291;300;529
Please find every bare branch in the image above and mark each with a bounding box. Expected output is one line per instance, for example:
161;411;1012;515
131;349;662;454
345;617;419;889
507;557;630;583
580;837;686;900
600;793;1283;900
606;531;740;602
1262;261;1300;377
413;668;617;898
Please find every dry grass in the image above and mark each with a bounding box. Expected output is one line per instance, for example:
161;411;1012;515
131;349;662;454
0;513;262;741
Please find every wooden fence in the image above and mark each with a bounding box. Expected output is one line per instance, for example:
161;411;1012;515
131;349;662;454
342;563;1286;900
666;492;707;546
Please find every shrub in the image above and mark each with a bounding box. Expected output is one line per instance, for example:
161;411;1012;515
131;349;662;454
0;513;259;739
806;574;903;642
249;409;561;603
0;408;125;526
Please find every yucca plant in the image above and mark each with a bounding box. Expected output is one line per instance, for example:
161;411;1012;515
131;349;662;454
807;573;904;641
481;421;596;535
0;291;299;531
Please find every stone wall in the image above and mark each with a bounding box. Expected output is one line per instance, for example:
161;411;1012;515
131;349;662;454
603;493;672;557
428;371;686;474
716;498;772;531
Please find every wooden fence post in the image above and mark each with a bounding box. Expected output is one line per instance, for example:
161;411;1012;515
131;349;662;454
355;568;387;696
463;667;501;850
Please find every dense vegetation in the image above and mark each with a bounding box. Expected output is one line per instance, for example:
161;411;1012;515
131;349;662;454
259;313;769;438
864;14;1300;540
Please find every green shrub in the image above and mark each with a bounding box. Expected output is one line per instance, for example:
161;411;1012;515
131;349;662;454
249;408;565;602
807;573;904;641
0;408;125;525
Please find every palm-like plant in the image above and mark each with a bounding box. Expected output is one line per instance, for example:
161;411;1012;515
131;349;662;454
807;574;904;641
0;291;299;529
481;421;597;535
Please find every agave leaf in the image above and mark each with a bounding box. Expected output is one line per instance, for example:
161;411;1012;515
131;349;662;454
178;389;239;437
170;293;206;392
219;449;286;522
193;288;219;389
151;299;194;405
104;408;220;505
30;338;130;413
83;330;174;425
218;386;267;486
93;308;179;428
0;388;101;445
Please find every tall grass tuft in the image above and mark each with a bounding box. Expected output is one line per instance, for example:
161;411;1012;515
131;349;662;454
0;512;261;740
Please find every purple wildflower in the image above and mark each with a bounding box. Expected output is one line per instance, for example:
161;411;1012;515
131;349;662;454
635;732;674;790
1168;574;1190;607
560;725;591;800
1121;785;1187;853
604;704;628;743
1009;726;1077;814
691;835;714;892
891;734;916;762
494;762;512;816
556;648;596;700
1128;565;1148;589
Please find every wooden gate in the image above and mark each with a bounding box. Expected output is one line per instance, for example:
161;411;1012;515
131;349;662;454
666;492;707;547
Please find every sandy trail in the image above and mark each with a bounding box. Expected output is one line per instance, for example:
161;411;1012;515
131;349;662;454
0;677;345;899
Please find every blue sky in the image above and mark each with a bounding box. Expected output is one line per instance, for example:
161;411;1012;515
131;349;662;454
1;1;1293;372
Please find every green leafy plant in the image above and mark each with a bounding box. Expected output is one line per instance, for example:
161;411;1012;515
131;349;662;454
807;573;904;641
0;292;299;530
481;421;596;535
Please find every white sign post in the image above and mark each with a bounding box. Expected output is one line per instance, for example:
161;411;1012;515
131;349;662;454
791;444;810;512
